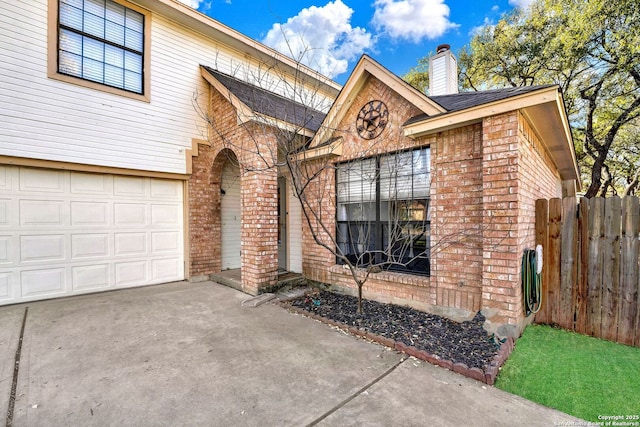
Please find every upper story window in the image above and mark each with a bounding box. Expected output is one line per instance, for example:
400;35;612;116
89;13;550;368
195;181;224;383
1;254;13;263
49;0;150;101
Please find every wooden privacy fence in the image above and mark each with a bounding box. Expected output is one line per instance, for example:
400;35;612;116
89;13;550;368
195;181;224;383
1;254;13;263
534;196;640;347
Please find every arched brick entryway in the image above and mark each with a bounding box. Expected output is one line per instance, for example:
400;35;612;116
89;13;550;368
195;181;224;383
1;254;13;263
189;145;279;295
189;147;237;279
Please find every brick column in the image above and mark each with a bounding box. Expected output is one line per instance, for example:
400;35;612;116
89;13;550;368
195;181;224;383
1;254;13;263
239;146;279;295
481;112;523;328
189;145;224;279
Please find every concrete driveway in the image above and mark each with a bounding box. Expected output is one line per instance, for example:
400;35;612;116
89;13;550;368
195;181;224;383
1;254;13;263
1;281;581;426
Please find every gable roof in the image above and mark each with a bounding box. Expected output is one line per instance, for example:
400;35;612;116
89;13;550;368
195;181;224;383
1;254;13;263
201;66;327;134
308;55;445;149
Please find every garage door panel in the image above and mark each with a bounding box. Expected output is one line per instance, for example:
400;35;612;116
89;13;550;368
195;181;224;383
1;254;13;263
0;273;10;300
70;172;112;195
0;166;184;305
72;264;110;291
0;236;10;263
20;200;66;226
71;234;110;259
115;260;148;287
114;203;147;226
19;168;65;193
151;258;181;281
151;204;180;226
150;179;182;200
20;235;65;262
0;199;10;225
115;232;147;256
114;176;147;197
0;166;9;189
21;268;66;297
71;201;109;226
151;231;179;253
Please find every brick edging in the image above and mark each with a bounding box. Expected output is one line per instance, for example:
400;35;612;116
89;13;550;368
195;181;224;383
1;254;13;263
278;302;515;385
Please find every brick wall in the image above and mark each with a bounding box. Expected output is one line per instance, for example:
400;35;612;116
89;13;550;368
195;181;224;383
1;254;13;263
480;112;561;326
303;86;563;327
481;112;521;325
430;124;484;314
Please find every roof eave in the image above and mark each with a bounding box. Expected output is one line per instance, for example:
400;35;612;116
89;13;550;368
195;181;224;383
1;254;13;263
294;137;343;161
404;86;581;185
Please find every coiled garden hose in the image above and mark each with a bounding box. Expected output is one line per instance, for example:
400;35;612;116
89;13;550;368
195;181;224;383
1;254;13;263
522;249;542;316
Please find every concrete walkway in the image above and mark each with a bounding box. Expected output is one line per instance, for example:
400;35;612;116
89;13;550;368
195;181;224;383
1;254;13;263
1;281;582;426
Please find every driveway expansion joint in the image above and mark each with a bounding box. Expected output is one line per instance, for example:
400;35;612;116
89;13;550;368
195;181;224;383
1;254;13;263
305;356;407;427
5;306;28;427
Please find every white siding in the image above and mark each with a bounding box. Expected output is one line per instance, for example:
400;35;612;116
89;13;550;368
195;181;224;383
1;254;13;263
428;50;458;96
0;1;335;174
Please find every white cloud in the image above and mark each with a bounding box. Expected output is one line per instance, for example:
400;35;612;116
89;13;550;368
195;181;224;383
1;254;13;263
469;17;494;37
176;0;201;8
371;0;458;43
261;0;373;78
508;0;535;9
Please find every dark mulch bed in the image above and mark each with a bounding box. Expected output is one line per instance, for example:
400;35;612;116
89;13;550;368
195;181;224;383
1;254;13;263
290;290;501;371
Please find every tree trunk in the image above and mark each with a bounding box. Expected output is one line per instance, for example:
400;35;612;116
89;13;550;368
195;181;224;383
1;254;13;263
584;156;604;198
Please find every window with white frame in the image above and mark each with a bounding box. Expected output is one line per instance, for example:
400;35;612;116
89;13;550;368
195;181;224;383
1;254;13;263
336;147;431;275
57;0;145;94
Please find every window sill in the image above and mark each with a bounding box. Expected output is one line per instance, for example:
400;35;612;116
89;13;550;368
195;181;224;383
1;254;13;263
329;264;431;286
48;72;150;103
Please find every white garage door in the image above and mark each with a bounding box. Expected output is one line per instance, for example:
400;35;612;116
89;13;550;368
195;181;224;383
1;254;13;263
0;165;184;306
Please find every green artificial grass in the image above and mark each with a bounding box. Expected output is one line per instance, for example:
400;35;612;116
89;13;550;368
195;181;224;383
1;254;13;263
495;324;640;423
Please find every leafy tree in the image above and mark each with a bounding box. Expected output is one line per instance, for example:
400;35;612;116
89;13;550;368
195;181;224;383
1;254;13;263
403;54;431;95
405;0;640;197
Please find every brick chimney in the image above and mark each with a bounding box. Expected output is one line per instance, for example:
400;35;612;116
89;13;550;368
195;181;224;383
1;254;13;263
428;44;459;96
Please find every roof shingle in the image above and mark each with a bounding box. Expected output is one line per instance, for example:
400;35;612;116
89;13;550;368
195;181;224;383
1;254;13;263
405;84;558;125
201;66;326;132
429;85;556;112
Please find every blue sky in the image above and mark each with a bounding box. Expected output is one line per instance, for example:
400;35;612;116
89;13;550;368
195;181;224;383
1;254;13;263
178;0;534;84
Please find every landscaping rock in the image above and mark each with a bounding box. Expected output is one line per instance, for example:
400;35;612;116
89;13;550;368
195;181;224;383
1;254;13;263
288;291;501;372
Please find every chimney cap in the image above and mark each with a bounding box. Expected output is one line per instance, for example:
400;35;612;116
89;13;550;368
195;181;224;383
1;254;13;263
436;44;450;54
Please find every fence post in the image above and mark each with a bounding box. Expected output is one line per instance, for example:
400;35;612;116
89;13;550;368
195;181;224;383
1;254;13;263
559;197;578;330
619;196;639;346
587;197;605;338
535;198;550;324
575;198;590;334
548;198;562;325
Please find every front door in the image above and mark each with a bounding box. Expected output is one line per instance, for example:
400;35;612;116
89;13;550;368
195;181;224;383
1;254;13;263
278;176;287;270
221;160;241;270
